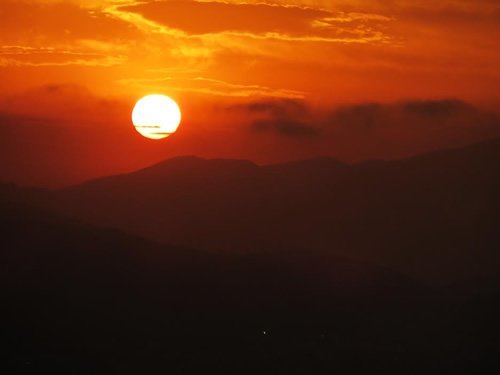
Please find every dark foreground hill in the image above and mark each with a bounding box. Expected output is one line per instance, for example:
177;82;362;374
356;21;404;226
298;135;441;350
3;191;500;374
45;138;500;286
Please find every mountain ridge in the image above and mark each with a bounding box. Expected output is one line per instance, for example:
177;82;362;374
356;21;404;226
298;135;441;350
59;136;500;191
4;186;482;374
12;137;500;286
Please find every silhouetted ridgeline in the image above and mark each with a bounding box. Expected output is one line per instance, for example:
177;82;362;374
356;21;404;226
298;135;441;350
2;188;500;374
41;138;500;286
2;139;500;373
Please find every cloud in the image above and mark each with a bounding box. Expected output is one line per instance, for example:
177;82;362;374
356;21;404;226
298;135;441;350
251;118;318;137
0;1;138;43
241;100;309;117
0;84;129;125
327;99;493;134
231;98;500;158
231;99;318;137
401;99;476;118
0;1;134;67
119;1;392;44
0;45;126;67
118;76;306;99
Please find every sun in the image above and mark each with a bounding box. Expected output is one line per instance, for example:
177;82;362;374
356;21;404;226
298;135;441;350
132;94;181;140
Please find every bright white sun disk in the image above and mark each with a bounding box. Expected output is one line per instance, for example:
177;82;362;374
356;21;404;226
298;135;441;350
132;94;181;140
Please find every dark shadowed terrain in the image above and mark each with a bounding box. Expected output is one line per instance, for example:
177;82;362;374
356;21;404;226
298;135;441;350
2;138;500;373
44;138;500;286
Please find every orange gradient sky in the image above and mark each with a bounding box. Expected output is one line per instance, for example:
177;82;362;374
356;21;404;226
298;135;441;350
1;0;499;187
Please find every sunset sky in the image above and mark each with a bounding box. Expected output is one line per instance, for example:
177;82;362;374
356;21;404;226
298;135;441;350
1;0;499;187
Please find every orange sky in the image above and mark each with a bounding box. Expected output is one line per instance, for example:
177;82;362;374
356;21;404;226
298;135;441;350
1;0;499;187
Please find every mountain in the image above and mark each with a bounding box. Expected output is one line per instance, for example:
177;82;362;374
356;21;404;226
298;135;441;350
0;188;462;374
43;138;500;286
3;137;500;372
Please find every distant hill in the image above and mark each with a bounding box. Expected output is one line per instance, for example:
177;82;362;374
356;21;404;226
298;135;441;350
38;138;500;286
2;190;464;374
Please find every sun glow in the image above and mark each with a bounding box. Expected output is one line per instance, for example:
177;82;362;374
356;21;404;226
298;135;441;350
132;95;181;140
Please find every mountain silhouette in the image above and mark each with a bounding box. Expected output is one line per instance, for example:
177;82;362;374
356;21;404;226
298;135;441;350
3;139;500;373
38;138;500;286
0;188;455;374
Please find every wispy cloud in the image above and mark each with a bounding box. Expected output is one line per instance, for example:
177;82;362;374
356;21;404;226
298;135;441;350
118;76;307;99
0;45;126;67
116;1;393;45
